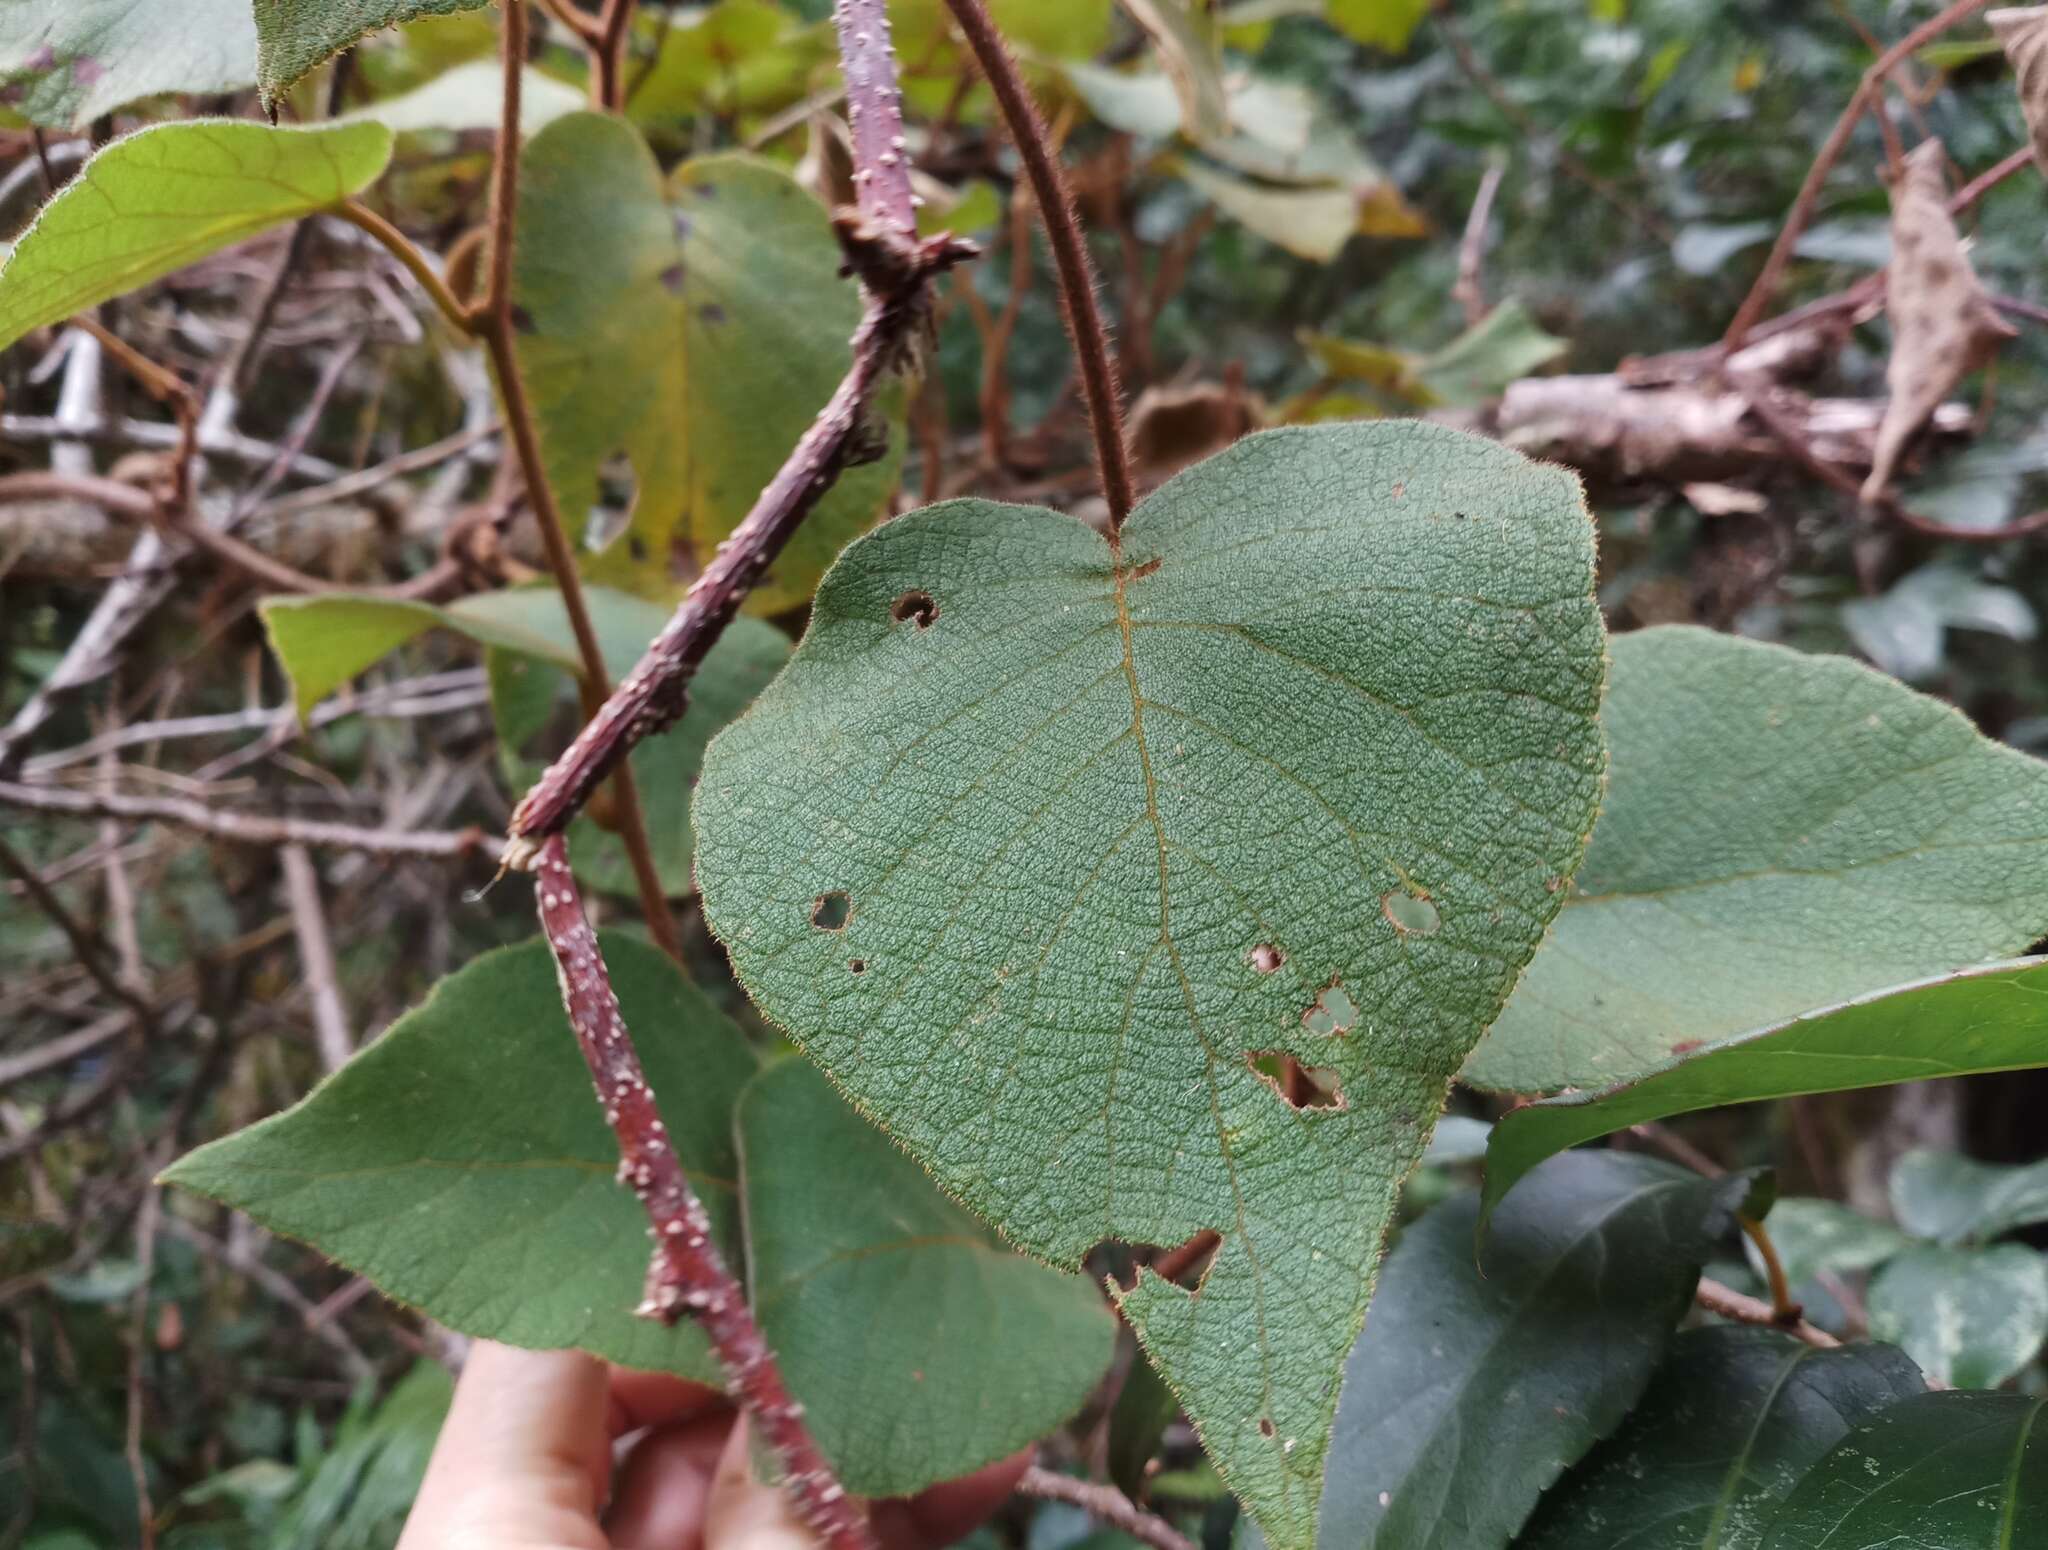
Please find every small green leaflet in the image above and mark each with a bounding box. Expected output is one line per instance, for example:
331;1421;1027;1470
694;422;1607;1548
1867;1244;2048;1389
0;120;395;354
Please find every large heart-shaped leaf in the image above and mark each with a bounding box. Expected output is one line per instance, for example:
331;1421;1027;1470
1758;1393;2047;1548
693;422;1607;1548
1867;1245;2048;1389
1466;626;2048;1094
260;587;789;897
1480;959;2048;1225
1515;1328;1925;1550
0;0;258;128
254;0;491;111
0;120;395;354
512;113;901;612
164;934;754;1383
738;1059;1115;1496
1310;1153;1758;1550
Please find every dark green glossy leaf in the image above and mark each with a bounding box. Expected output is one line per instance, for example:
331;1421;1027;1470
1466;627;2048;1094
1516;1327;1924;1550
1481;960;2048;1229
738;1059;1115;1496
1313;1152;1752;1550
694;422;1606;1549
1758;1392;2048;1548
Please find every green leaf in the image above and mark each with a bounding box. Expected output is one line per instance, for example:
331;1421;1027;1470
692;422;1607;1549
0;120;395;354
1890;1148;2048;1246
1311;1153;1752;1550
1174;158;1361;261
1465;626;2048;1094
738;1059;1115;1496
163;934;755;1384
260;586;789;898
0;0;258;128
1757;1392;2047;1548
254;0;491;112
1480;959;2048;1228
1515;1328;1925;1550
1749;1198;1911;1290
1867;1245;2048;1389
1325;0;1432;52
511;114;900;612
1412;300;1568;409
346;60;585;136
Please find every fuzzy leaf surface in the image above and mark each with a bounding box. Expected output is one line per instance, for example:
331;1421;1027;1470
1758;1393;2048;1548
1515;1328;1925;1550
164;935;753;1383
254;0;490;110
512;113;900;612
0;120;394;353
1466;626;2048;1093
694;423;1606;1548
738;1059;1116;1496
0;0;258;128
1312;1153;1753;1550
1481;959;2048;1224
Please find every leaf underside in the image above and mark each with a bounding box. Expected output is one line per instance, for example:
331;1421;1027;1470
254;0;492;111
0;0;258;128
693;422;1607;1548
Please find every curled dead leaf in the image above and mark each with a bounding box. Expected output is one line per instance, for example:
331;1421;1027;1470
1861;141;2016;503
1991;8;2048;177
1127;376;1263;483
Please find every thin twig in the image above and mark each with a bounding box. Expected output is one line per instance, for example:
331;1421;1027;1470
1694;1276;1841;1350
473;0;682;957
939;0;1134;526
281;846;354;1073
160;1216;373;1381
532;836;873;1550
1721;0;1996;349
331;203;476;335
1015;1468;1198;1550
125;1186;161;1550
1454;154;1506;327
0;779;495;858
0;833;153;1029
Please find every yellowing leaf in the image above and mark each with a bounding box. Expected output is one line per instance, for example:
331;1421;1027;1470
1863;141;2016;502
511;114;901;612
1325;0;1431;52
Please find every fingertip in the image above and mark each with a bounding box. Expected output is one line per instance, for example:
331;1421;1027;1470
607;1365;729;1439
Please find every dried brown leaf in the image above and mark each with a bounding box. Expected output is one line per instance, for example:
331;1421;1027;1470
1862;141;2016;503
1991;8;2048;177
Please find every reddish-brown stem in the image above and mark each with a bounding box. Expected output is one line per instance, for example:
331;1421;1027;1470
1695;1276;1841;1351
532;835;874;1550
1740;1214;1802;1324
478;0;681;957
505;219;976;858
594;0;637;110
1721;0;1996;350
1016;1468;1197;1550
838;0;919;232
938;0;1134;528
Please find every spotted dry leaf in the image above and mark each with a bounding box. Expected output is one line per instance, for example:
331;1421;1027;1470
1862;141;2015;503
1992;8;2048;177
